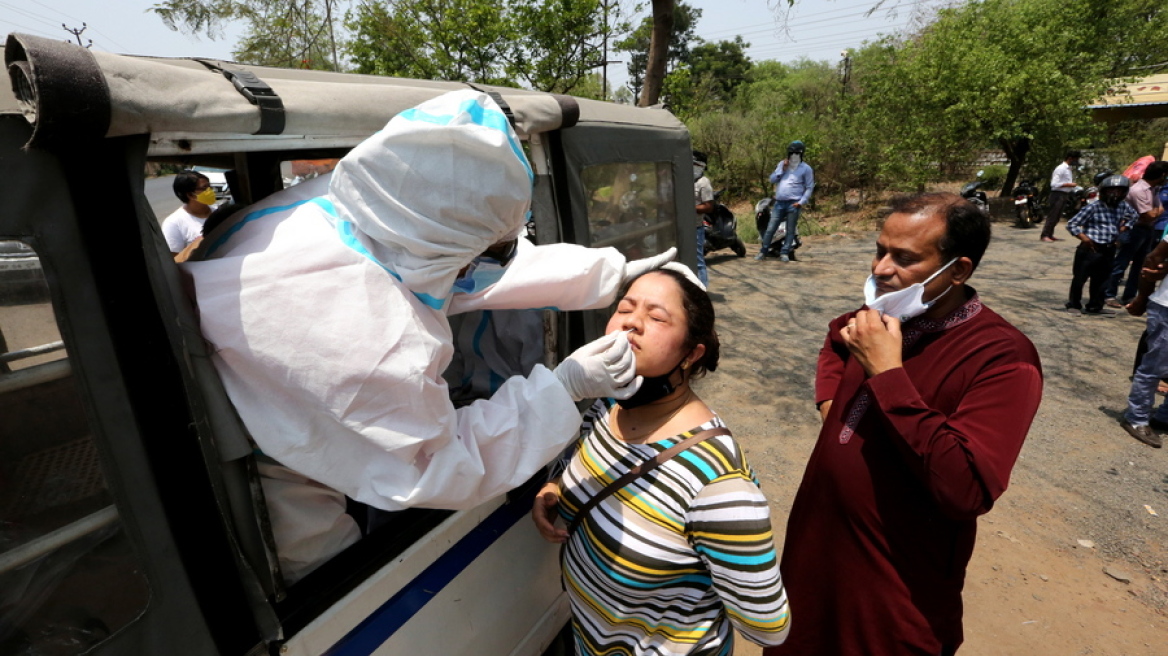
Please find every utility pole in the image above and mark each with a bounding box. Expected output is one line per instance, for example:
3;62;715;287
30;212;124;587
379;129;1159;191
63;23;92;48
597;0;622;101
839;49;851;95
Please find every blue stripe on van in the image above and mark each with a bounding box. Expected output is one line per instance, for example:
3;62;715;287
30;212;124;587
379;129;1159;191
322;484;537;656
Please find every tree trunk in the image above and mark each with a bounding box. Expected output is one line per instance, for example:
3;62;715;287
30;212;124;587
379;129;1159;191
999;137;1030;197
638;0;674;107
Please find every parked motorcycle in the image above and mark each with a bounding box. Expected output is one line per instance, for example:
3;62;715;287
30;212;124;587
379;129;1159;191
1011;179;1040;228
753;197;802;258
960;178;990;216
704;190;747;257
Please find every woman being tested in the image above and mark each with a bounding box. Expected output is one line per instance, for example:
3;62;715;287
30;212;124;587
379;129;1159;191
532;267;790;655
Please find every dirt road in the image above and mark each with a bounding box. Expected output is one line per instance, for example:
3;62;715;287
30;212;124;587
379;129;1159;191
696;223;1168;655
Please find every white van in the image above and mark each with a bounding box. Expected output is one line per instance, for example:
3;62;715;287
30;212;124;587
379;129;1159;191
0;33;694;656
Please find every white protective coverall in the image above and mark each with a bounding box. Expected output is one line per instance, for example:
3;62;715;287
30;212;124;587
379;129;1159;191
184;91;651;582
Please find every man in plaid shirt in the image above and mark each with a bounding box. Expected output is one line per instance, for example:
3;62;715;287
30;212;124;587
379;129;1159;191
1066;175;1138;315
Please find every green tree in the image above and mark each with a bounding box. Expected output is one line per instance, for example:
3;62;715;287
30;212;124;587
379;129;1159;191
508;0;632;93
660;36;751;116
617;1;698;103
852;0;1168;194
150;0;346;70
687;37;752;100
347;0;627;93
346;0;516;84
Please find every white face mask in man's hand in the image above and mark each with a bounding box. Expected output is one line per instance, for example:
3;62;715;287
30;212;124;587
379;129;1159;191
863;258;957;322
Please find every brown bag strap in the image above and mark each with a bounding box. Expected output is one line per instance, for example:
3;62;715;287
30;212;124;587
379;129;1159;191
565;426;731;537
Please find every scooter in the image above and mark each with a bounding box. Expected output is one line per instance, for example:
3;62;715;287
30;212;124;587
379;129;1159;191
1011;179;1040;228
754;197;802;258
960;177;990;216
704;190;747;257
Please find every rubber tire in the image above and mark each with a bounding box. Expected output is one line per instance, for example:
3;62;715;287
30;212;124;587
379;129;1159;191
732;238;746;257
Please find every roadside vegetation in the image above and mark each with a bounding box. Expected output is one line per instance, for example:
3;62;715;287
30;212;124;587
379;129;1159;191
150;0;1168;236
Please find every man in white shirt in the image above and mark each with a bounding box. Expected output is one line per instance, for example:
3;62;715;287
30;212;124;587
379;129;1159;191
162;170;216;254
1039;149;1081;242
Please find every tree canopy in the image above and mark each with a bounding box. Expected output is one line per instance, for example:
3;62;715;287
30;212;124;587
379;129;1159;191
346;0;628;93
151;0;345;70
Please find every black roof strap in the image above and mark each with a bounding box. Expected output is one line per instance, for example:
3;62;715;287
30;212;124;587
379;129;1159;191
464;83;516;130
194;59;286;135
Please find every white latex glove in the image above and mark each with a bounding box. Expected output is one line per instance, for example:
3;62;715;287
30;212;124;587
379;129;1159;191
554;331;642;401
660;261;706;291
623;247;677;285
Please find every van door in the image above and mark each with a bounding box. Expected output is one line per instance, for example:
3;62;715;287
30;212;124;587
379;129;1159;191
551;121;694;345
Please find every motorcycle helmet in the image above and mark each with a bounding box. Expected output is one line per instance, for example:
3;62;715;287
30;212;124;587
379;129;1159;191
1099;174;1131;208
787;140;805;156
1092;170;1114;187
692;150;707;181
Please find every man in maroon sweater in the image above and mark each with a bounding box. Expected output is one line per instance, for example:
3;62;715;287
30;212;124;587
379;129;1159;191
767;193;1043;656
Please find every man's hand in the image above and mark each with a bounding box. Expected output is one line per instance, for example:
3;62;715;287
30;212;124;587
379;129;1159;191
818;400;833;423
1142;258;1168;283
1127;296;1149;317
531;482;567;543
840;309;904;377
1078;234;1096;251
174;236;203;263
793;202;802;208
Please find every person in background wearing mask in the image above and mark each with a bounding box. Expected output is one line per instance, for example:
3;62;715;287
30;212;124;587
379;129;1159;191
1065;175;1137;315
163;169;217;255
693;150;713;286
182;91;681;583
1105;161;1168;308
1039;149;1082;242
767;193;1042;656
757;140;814;262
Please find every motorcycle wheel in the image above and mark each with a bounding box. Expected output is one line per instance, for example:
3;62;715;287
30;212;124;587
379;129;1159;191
732;238;746;258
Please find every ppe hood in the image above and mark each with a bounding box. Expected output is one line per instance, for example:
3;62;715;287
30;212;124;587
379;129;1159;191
328;90;533;306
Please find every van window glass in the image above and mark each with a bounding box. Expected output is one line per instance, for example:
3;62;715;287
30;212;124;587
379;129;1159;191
0;240;150;654
582;161;677;258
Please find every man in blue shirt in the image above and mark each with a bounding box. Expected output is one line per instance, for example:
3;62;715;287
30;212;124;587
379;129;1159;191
757;140;815;262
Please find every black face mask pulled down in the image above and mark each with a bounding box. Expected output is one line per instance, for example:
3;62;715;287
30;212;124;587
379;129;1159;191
615;360;686;410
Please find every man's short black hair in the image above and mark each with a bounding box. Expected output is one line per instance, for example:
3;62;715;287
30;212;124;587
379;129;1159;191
1065;149;1082;160
1143;161;1168;182
692;150;707;165
173;170;209;202
889;192;992;270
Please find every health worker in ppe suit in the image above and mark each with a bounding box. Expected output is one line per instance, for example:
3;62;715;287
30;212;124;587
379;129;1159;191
182;90;685;583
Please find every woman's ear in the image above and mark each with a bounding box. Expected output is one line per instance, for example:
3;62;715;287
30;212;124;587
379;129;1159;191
684;344;707;370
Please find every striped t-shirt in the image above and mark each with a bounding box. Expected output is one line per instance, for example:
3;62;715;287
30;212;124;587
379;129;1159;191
557;399;790;655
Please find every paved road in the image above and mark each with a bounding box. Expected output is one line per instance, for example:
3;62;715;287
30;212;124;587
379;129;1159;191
145;174;181;222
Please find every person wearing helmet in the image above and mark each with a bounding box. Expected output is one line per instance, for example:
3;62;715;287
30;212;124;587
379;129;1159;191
1064;174;1137;315
693;150;713;286
758;140;815;262
1104;161;1168;307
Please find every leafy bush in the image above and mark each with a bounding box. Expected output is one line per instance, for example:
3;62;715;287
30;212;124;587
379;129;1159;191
976;164;1009;190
